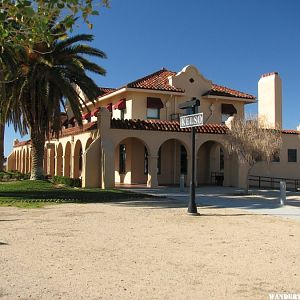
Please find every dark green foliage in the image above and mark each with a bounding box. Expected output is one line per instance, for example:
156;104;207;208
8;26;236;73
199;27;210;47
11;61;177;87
52;175;81;187
1;33;106;138
0;32;106;180
0;0;110;47
0;170;30;181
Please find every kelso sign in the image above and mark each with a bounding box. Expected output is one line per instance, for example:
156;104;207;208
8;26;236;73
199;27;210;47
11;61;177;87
180;113;203;128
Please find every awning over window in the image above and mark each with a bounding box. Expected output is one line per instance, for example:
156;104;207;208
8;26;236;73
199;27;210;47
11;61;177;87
113;98;126;110
81;112;91;120
221;104;237;115
147;97;164;109
106;103;112;112
91;107;100;117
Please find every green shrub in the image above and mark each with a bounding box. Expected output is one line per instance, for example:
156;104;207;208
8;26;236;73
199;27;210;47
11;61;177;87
0;171;31;181
52;176;82;187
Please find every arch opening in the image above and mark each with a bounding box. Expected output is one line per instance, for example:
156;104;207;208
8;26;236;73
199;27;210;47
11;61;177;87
157;139;188;186
73;140;83;178
56;144;63;176
115;137;150;185
197;140;232;186
64;142;71;177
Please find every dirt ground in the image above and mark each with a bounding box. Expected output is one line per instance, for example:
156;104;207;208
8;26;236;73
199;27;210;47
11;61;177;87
0;198;299;300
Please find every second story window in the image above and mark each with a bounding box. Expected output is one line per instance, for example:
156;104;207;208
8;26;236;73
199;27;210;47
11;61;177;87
113;98;126;119
147;97;163;119
288;149;297;162
147;108;160;119
221;104;237;124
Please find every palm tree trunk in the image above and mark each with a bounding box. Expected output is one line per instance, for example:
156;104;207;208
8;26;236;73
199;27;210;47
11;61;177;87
30;128;45;180
0;68;5;172
0;123;4;171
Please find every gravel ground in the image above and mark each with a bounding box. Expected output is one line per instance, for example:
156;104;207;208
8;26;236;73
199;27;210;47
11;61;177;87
0;198;299;300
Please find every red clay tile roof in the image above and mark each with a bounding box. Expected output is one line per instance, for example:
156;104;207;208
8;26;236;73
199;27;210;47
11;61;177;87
282;129;300;134
98;87;117;97
126;69;184;93
206;84;256;100
99;68;255;100
111;118;228;134
60;122;97;138
13;122;97;148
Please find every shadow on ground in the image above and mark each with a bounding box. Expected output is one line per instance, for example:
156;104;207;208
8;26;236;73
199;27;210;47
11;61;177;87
115;186;300;220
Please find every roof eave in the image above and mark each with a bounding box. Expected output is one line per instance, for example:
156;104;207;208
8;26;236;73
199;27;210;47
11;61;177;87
204;95;256;103
86;87;186;107
125;87;185;96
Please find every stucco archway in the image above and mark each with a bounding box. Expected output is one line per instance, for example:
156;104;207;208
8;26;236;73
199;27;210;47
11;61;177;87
115;137;150;185
157;139;188;185
16;151;20;171
196;140;234;186
22;149;26;173
56;143;63;176
64;142;71;177
73;140;83;178
49;146;55;176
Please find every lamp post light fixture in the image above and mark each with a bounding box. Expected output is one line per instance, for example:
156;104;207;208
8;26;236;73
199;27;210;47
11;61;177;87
178;97;202;216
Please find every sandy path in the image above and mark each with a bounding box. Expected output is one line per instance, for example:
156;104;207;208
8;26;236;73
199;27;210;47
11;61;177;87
0;199;299;300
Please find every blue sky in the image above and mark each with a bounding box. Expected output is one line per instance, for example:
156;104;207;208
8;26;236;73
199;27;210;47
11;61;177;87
4;0;300;156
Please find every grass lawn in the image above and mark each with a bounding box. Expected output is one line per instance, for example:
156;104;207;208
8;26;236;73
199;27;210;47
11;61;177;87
0;180;145;208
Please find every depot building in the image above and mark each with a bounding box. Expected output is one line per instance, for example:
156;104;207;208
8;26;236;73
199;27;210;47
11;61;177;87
7;65;300;189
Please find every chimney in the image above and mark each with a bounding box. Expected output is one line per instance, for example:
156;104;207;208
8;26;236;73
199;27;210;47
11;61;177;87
258;72;282;129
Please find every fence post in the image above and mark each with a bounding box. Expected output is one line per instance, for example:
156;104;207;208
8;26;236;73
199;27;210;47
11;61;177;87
280;181;286;206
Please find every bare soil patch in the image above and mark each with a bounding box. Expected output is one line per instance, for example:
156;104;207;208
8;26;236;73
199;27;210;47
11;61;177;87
0;199;299;299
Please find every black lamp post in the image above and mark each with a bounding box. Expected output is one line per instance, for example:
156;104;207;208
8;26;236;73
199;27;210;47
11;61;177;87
178;98;200;216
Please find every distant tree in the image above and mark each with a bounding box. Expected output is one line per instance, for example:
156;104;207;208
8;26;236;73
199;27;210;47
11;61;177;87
225;116;282;194
0;33;106;179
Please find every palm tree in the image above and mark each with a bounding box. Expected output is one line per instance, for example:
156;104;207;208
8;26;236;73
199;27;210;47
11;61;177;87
0;45;17;171
0;34;106;179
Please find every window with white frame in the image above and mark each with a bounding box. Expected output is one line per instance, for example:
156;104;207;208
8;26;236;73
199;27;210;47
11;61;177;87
221;104;237;124
147;108;160;119
147;97;163;119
